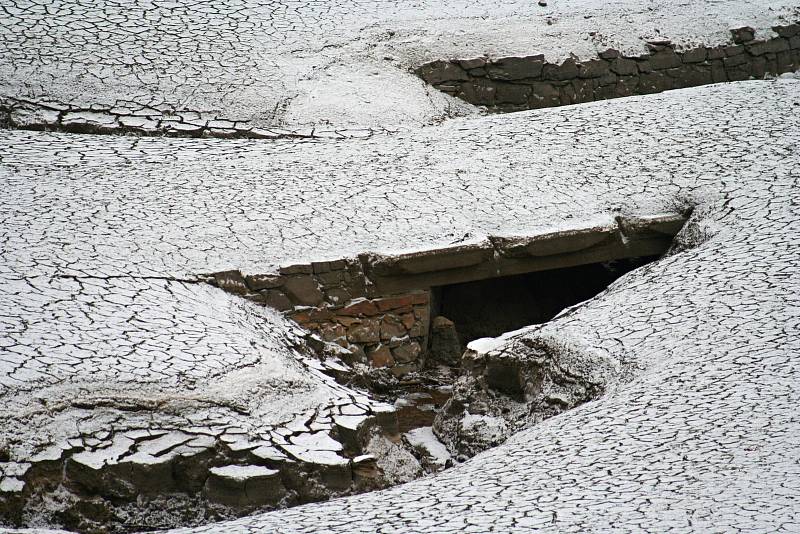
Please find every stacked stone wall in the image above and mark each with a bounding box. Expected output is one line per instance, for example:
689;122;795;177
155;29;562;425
209;213;689;378
211;260;430;377
416;24;800;111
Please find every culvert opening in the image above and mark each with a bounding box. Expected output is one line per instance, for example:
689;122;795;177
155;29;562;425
429;256;658;351
145;211;690;528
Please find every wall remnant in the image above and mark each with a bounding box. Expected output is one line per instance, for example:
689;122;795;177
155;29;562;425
415;24;800;112
209;212;688;377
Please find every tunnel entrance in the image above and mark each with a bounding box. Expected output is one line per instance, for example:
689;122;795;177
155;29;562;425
430;256;658;351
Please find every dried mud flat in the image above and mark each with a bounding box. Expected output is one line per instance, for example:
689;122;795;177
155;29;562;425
1;1;800;533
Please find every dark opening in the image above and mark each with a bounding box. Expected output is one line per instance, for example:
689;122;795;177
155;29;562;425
431;257;658;349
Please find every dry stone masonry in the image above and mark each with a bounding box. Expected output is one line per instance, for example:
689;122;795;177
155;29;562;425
211;262;432;376
416;24;800;111
208;213;686;378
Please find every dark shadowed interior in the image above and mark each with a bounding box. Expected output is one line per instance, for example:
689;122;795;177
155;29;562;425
431;256;658;348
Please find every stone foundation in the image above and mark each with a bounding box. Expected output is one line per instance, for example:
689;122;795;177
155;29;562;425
209;212;688;377
416;24;800;111
211;260;432;375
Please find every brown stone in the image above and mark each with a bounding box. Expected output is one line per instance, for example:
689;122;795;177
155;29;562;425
400;313;416;330
458;57;487;70
495;82;531;104
680;48;707;63
213;270;248;295
282;275;324;306
730;26;755;44
710;59;727;83
348;318;380;343
242;292;265;305
724;45;745;57
320;323;347;343
598;48;620;59
594;82;617;100
615;75;639;97
529;81;560;108
279;264;313;275
577;59;609;78
325;287;351;304
308;308;334;322
723;53;749;68
335;316;361;327
610;57;638;76
374;295;415;312
316;270;343;287
774;24;800;38
262;289;293;311
665;65;711;87
542;58;578;80
647;49;681;70
429;316;462;366
560;84;576;105
458;79;497;106
749;56;767;78
776;51;796;73
339;299;379;316
747;38;790;56
413;305;430;326
410;292;429;305
290;311;312;324
380;315;407;341
390;364;417;378
486;55;545;80
416;60;470;84
596;71;618;86
368;345;395;368
244;273;284;291
571;78;594;104
639;71;673;93
725;66;749;82
392;341;422;363
311;261;331;274
707;47;725;59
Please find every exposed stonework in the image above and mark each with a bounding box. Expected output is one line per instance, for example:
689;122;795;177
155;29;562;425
207;213;686;378
416;24;800;111
434;334;618;459
428;316;462;366
291;292;431;376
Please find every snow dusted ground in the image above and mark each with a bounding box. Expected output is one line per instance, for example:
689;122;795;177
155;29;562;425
2;76;799;530
2;0;800;530
157;79;798;532
1;0;798;131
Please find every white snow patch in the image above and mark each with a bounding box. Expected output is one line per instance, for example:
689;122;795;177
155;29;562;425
404;426;451;466
209;465;278;480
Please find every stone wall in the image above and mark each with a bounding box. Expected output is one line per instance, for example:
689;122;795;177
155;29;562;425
415;24;800;112
211;260;431;376
209;213;689;378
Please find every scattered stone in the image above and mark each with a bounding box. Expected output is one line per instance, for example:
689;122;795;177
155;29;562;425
282;276;324;306
429;316;462;366
368;345;395;368
730;26;756;44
